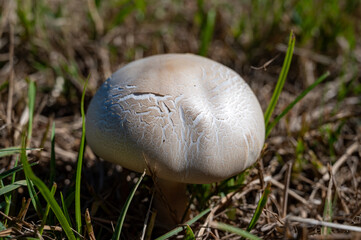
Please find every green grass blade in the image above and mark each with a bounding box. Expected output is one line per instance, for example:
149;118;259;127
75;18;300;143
39;183;57;235
25;172;44;218
0;221;6;231
27;79;36;145
0;147;40;158
0;80;9;92
266;72;330;137
0;147;22;158
184;225;195;240
0;161;38;181
322;199;333;234
199;8;216;56
75;78;88;235
264;31;295;128
111;1;136;27
3;157;19;223
0;180;27;196
19;137;76;240
213;222;261;240
22;79;38;216
112;170;146;240
65;190;76;209
49;122;56;186
155;208;211;240
61;192;73;226
246;183;271;232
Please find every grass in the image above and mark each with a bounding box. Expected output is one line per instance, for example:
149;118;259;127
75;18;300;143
264;31;296;129
49;122;56;187
0;0;360;239
155;208;211;240
246;183;272;232
112;170;146;240
0;180;27;196
266;71;330;138
212;222;261;240
19;136;76;240
26;79;36;146
74;77;88;236
197;0;216;56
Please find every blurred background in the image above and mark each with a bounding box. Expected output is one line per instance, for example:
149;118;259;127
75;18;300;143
0;0;360;239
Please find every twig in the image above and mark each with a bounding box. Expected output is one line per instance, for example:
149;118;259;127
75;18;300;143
332;141;359;175
323;141;359;181
267;177;310;206
322;164;333;235
251;54;280;70
0;228;15;237
282;161;292;219
141;190;155;240
144;209;157;240
0;210;12;221
331;169;350;215
196;206;216;238
40;225;63;232
17;198;31;221
287;216;361;233
350;204;361;221
308;233;354;240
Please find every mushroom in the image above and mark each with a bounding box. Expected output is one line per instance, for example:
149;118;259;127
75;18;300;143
85;53;265;225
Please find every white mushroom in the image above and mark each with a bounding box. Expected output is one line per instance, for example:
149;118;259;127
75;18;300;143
86;53;265;224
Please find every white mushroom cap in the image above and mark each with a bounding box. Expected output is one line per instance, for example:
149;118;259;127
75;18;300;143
86;54;265;184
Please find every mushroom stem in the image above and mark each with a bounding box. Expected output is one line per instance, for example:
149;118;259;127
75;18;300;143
154;179;189;226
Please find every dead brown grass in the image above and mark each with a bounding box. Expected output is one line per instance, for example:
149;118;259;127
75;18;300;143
0;0;360;239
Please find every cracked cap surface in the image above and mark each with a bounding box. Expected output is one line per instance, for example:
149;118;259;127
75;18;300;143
86;54;265;184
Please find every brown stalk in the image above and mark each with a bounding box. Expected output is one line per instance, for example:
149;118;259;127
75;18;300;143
6;2;15;133
321;164;333;235
331;171;350;215
85;208;96;240
17;198;31;221
282;161;293;219
251;54;280;70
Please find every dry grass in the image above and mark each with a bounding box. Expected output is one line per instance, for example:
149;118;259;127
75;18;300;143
0;0;360;239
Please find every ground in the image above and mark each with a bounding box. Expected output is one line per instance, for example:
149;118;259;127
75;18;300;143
0;0;360;239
